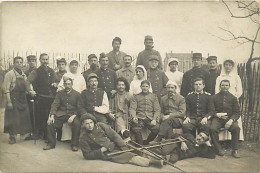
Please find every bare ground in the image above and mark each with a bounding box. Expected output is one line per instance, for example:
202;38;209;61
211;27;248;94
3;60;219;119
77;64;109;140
0;108;259;173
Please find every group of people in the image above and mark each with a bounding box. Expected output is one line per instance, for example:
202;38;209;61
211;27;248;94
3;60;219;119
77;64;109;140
3;35;243;168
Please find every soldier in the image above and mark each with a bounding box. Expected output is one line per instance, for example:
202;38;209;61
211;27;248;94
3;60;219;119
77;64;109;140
82;54;99;85
26;53;56;139
136;35;163;70
43;77;86;151
55;57;67;84
165;58;183;90
182;78;214;137
147;55;168;100
106;37;127;71
96;53;117;99
109;77;131;140
180;53;209;97
153;81;186;142
79;114;164;168
24;55;37;77
129;80;160;145
205;56;220;95
116;55;135;85
81;73;109;123
165;132;216;163
210;79;240;158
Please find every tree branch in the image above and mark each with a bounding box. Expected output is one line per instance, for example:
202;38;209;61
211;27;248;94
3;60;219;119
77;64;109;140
223;0;259;18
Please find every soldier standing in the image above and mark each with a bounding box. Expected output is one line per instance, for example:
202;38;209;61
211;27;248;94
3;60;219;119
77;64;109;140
116;55;135;85
205;56;220;95
82;54;99;85
136;35;163;70
55;57;67;84
26;53;56;139
180;53;209;97
24;55;37;77
106;37;127;71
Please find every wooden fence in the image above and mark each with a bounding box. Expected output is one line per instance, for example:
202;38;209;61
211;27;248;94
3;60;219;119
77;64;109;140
238;62;260;141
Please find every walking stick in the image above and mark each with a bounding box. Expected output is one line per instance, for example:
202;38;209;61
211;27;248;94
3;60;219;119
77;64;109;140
30;98;36;144
130;140;185;172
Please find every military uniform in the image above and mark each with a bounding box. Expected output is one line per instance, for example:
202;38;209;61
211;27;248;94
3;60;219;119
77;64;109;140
116;66;135;85
182;91;214;136
46;89;86;148
26;65;56;138
82;69;98;85
106;51;127;71
136;49;163;71
147;68;168;99
96;68;117;99
129;92;160;144
81;88;109;123
210;91;240;153
157;93;186;139
180;67;209;97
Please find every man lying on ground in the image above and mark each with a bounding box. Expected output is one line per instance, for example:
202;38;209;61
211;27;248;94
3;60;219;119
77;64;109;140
79;114;164;168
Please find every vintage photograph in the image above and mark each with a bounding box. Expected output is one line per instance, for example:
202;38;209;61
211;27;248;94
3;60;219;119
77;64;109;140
0;1;259;172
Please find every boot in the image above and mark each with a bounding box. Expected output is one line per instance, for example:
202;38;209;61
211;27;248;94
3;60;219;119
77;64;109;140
135;132;143;145
9;135;16;144
144;132;158;145
232;150;240;158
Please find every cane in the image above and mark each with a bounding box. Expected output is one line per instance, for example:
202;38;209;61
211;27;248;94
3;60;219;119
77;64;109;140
30;98;36;144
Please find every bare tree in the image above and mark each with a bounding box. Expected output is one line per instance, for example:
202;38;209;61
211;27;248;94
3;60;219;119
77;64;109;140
216;1;259;109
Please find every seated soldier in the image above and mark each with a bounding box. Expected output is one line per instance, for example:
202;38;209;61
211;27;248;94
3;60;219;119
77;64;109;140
43;77;86;151
109;77;131;140
153;80;186;142
79;114;164;168
129;80;160;145
210;79;241;158
182;78;214;137
81;73;109;123
166;132;216;163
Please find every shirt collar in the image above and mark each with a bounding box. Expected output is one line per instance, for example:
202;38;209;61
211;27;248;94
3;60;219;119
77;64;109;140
194;90;204;94
122;66;134;72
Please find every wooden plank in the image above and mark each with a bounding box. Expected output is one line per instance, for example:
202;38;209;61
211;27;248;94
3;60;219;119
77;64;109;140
248;64;256;140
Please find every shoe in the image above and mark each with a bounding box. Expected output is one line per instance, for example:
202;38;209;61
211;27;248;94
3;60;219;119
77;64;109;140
9;137;16;144
24;134;34;140
150;159;163;168
122;130;130;139
232;150;240;158
71;146;78;152
43;145;55;150
218;149;225;156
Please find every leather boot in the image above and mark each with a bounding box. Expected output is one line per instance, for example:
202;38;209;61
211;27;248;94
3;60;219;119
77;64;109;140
232;150;240;158
135;132;143;145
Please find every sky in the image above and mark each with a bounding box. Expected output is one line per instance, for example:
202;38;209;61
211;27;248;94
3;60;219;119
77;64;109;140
1;1;259;65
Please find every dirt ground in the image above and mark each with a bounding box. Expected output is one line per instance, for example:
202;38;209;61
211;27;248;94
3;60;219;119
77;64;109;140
0;108;259;173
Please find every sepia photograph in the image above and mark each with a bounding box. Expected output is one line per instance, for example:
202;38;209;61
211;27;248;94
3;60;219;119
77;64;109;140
0;1;259;172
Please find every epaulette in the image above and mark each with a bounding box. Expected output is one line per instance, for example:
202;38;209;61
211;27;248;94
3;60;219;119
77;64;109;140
204;92;211;95
187;91;194;96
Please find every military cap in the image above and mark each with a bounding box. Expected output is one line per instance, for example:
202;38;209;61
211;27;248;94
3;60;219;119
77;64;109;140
144;35;153;41
88;54;97;61
87;73;98;81
192;53;202;59
27;55;36;61
56;58;67;65
112;37;122;44
80;113;97;124
207;56;217;62
149;54;159;61
63;75;73;83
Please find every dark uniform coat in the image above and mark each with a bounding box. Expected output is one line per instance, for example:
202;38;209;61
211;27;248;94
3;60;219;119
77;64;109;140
136;49;163;70
147;68;168;99
180;67;209;97
80;122;135;163
205;69;220;95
